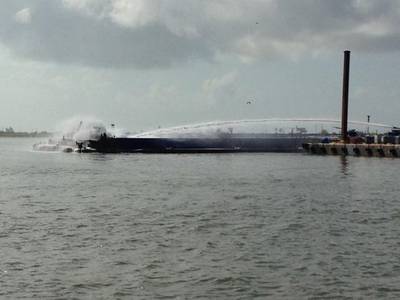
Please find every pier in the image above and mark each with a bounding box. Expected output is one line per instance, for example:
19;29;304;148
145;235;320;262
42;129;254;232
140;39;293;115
303;142;400;158
303;50;400;158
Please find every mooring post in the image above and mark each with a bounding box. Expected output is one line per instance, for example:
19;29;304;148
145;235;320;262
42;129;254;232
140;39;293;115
341;50;350;143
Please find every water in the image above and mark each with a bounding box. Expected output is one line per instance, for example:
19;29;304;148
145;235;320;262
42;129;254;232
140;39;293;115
1;138;400;299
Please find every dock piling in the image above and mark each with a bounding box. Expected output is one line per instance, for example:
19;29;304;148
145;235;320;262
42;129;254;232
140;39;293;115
341;50;351;143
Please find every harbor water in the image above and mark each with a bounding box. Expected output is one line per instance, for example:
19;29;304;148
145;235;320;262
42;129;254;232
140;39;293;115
1;138;400;299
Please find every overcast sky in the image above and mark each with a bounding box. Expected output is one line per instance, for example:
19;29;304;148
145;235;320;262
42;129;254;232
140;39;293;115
1;0;400;131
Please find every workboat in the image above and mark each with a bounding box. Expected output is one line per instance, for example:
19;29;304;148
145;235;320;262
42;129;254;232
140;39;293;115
33;137;96;153
33;137;76;152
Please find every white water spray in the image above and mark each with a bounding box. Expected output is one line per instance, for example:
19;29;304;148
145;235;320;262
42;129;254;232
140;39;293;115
53;116;130;141
131;118;393;138
53;116;106;141
47;116;395;141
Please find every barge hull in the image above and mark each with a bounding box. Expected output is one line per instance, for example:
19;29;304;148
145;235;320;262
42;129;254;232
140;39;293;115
88;136;320;153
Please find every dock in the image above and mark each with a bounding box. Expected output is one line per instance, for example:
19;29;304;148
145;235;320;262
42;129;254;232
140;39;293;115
303;142;400;158
304;50;400;158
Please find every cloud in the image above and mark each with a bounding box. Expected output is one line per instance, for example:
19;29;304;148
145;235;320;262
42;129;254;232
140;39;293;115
146;83;179;106
110;0;158;28
1;0;400;68
203;72;237;94
203;71;238;104
14;8;31;24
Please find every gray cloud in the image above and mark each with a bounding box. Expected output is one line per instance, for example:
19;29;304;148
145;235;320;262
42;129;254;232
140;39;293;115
0;0;211;68
1;0;400;68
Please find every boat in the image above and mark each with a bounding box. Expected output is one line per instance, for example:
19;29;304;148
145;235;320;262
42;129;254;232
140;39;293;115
34;118;389;154
87;132;322;153
33;137;76;152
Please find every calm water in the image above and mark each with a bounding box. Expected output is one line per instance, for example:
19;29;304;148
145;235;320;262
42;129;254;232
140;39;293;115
1;138;400;299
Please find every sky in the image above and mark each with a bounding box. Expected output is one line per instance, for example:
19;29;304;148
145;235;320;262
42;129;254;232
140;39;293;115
1;0;400;132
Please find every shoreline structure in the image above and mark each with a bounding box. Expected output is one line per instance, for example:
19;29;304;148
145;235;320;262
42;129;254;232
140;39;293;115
0;131;50;138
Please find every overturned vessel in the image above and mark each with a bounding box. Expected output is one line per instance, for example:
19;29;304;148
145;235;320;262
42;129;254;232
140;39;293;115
88;132;320;153
33;118;391;154
86;119;392;153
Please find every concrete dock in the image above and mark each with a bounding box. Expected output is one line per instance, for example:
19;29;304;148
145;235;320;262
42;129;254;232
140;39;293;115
303;143;400;158
303;50;400;158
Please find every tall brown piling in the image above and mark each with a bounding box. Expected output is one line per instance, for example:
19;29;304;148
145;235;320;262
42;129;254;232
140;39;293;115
341;50;351;143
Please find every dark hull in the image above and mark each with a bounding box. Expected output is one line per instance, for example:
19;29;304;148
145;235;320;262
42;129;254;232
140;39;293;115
88;136;321;153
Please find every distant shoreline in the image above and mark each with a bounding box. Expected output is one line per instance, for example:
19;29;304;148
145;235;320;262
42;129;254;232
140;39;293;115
0;132;51;138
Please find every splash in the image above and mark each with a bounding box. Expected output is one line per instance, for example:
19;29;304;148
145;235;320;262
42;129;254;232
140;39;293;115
46;116;395;141
53;116;107;141
33;116;130;152
53;116;130;141
131;118;393;138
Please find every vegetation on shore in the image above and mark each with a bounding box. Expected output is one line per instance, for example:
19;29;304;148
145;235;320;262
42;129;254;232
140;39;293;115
0;127;50;138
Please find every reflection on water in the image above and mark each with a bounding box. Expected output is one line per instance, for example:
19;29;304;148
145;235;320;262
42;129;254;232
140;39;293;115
340;155;349;175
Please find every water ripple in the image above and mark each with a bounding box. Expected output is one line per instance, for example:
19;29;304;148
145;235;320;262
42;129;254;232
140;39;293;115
1;139;400;298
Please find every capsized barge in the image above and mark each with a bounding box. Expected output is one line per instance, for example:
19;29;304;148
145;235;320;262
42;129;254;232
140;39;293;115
87;133;322;153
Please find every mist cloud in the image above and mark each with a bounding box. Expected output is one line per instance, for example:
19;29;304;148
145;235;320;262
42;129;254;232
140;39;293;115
14;8;32;25
1;0;400;68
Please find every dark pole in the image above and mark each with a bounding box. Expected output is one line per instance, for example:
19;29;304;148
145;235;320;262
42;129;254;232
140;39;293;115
341;50;350;142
